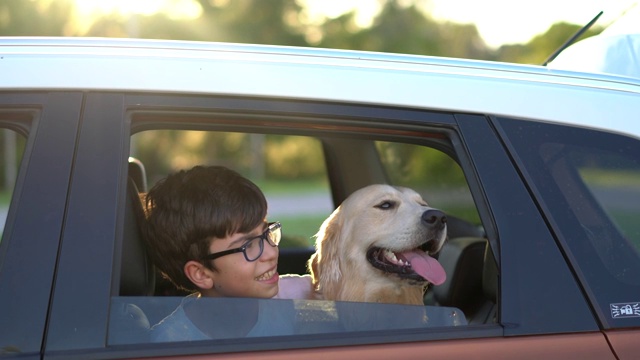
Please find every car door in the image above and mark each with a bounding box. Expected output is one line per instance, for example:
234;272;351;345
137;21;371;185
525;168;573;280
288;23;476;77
33;94;620;359
0;92;83;359
490;116;640;359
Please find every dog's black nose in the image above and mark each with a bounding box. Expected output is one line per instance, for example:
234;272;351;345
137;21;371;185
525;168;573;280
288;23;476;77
422;209;446;228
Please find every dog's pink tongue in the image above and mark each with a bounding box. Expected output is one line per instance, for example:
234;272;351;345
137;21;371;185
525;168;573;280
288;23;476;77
400;250;446;285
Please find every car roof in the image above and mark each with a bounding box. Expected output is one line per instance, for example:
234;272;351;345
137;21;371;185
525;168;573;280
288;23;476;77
2;36;640;138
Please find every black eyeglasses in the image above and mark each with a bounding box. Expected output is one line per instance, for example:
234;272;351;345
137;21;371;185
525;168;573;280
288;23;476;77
203;222;281;262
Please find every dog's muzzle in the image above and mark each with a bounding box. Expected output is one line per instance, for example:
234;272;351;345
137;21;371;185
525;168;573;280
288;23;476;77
366;208;447;285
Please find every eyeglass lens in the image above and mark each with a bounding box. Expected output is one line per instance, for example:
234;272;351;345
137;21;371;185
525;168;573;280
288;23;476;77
244;223;281;261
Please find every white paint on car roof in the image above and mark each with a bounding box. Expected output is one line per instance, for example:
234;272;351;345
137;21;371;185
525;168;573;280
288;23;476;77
2;37;640;138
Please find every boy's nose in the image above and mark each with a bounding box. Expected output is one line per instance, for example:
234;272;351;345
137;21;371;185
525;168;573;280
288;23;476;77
260;240;278;261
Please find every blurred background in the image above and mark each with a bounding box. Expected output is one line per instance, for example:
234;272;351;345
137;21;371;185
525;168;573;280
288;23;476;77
3;0;637;64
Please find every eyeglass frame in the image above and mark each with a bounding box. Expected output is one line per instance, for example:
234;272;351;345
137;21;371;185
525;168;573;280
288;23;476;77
202;222;281;262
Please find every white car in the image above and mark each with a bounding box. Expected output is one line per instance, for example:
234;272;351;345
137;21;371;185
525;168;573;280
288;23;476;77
1;37;639;359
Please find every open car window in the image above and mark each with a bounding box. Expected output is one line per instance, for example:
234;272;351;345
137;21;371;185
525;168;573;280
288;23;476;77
376;141;482;234
131;130;331;250
110;110;496;348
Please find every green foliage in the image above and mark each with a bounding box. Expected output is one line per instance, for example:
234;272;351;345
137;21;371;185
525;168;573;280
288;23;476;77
0;0;73;36
376;142;467;187
265;135;325;180
497;22;603;65
315;1;492;59
133;130;327;183
0;0;603;65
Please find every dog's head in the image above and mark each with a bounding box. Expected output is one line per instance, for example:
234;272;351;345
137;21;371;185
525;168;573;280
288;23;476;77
309;184;447;301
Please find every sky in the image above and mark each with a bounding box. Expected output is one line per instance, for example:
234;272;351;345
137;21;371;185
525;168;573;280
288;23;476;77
73;0;639;48
302;0;639;48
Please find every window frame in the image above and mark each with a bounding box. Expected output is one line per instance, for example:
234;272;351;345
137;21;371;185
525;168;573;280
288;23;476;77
457;114;600;336
0;92;83;358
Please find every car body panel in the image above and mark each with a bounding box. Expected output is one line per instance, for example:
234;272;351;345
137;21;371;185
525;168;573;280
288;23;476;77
0;92;82;358
1;37;639;137
124;332;615;360
605;329;640;360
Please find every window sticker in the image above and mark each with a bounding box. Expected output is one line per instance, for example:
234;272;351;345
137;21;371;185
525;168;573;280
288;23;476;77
610;303;640;318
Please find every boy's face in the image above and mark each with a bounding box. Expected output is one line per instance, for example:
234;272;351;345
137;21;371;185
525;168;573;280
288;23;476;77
204;222;280;298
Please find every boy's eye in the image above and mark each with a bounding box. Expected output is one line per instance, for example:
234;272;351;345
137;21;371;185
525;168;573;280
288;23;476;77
244;237;258;249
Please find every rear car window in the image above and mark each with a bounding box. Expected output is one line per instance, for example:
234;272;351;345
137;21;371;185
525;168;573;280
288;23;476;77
497;117;640;328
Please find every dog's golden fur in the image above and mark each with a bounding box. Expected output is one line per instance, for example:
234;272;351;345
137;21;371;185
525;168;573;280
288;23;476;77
308;184;447;305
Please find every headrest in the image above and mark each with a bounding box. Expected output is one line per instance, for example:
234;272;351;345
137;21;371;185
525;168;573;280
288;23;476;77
128;157;148;192
119;177;155;296
433;237;486;315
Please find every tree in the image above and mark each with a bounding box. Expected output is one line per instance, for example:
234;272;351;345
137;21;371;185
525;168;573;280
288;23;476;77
193;0;307;45
316;0;492;59
0;0;72;36
496;22;603;65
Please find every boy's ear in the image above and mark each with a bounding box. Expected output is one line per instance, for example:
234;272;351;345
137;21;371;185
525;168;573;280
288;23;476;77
184;260;215;290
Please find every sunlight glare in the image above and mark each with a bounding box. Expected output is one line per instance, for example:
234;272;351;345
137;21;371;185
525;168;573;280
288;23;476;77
74;0;201;17
75;0;160;16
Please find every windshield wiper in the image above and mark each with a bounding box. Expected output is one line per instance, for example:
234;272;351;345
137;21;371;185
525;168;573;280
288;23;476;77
542;10;603;66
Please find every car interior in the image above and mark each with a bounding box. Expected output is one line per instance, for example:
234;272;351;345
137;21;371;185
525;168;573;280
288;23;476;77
112;132;499;344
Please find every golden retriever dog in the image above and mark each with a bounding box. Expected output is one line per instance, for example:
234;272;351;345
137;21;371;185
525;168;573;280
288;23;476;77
308;184;447;306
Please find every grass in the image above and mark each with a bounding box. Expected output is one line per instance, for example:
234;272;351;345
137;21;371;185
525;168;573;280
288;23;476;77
580;169;640;188
609;211;640;249
0;191;11;206
278;214;327;248
254;179;330;248
254;179;329;195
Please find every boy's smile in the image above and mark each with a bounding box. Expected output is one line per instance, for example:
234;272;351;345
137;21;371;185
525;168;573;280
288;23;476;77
256;267;279;283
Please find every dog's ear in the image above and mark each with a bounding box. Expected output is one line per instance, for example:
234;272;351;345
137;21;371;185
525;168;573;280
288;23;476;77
308;207;343;298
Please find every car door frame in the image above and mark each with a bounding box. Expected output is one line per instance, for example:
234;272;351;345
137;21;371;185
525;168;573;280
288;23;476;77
0;92;83;359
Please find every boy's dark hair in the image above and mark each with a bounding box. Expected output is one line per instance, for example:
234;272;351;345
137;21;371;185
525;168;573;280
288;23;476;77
142;165;267;291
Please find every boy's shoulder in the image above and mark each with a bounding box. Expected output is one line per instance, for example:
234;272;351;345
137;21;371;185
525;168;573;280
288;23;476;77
274;274;315;300
150;294;208;342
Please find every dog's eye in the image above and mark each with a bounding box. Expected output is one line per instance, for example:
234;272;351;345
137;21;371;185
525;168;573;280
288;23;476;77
375;200;396;210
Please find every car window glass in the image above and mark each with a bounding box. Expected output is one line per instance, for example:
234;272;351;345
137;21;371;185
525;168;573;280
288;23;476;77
575;148;640;250
108;296;466;345
498;118;640;328
0;128;26;246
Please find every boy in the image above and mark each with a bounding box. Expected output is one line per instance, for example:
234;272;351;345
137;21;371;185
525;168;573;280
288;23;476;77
141;165;312;341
